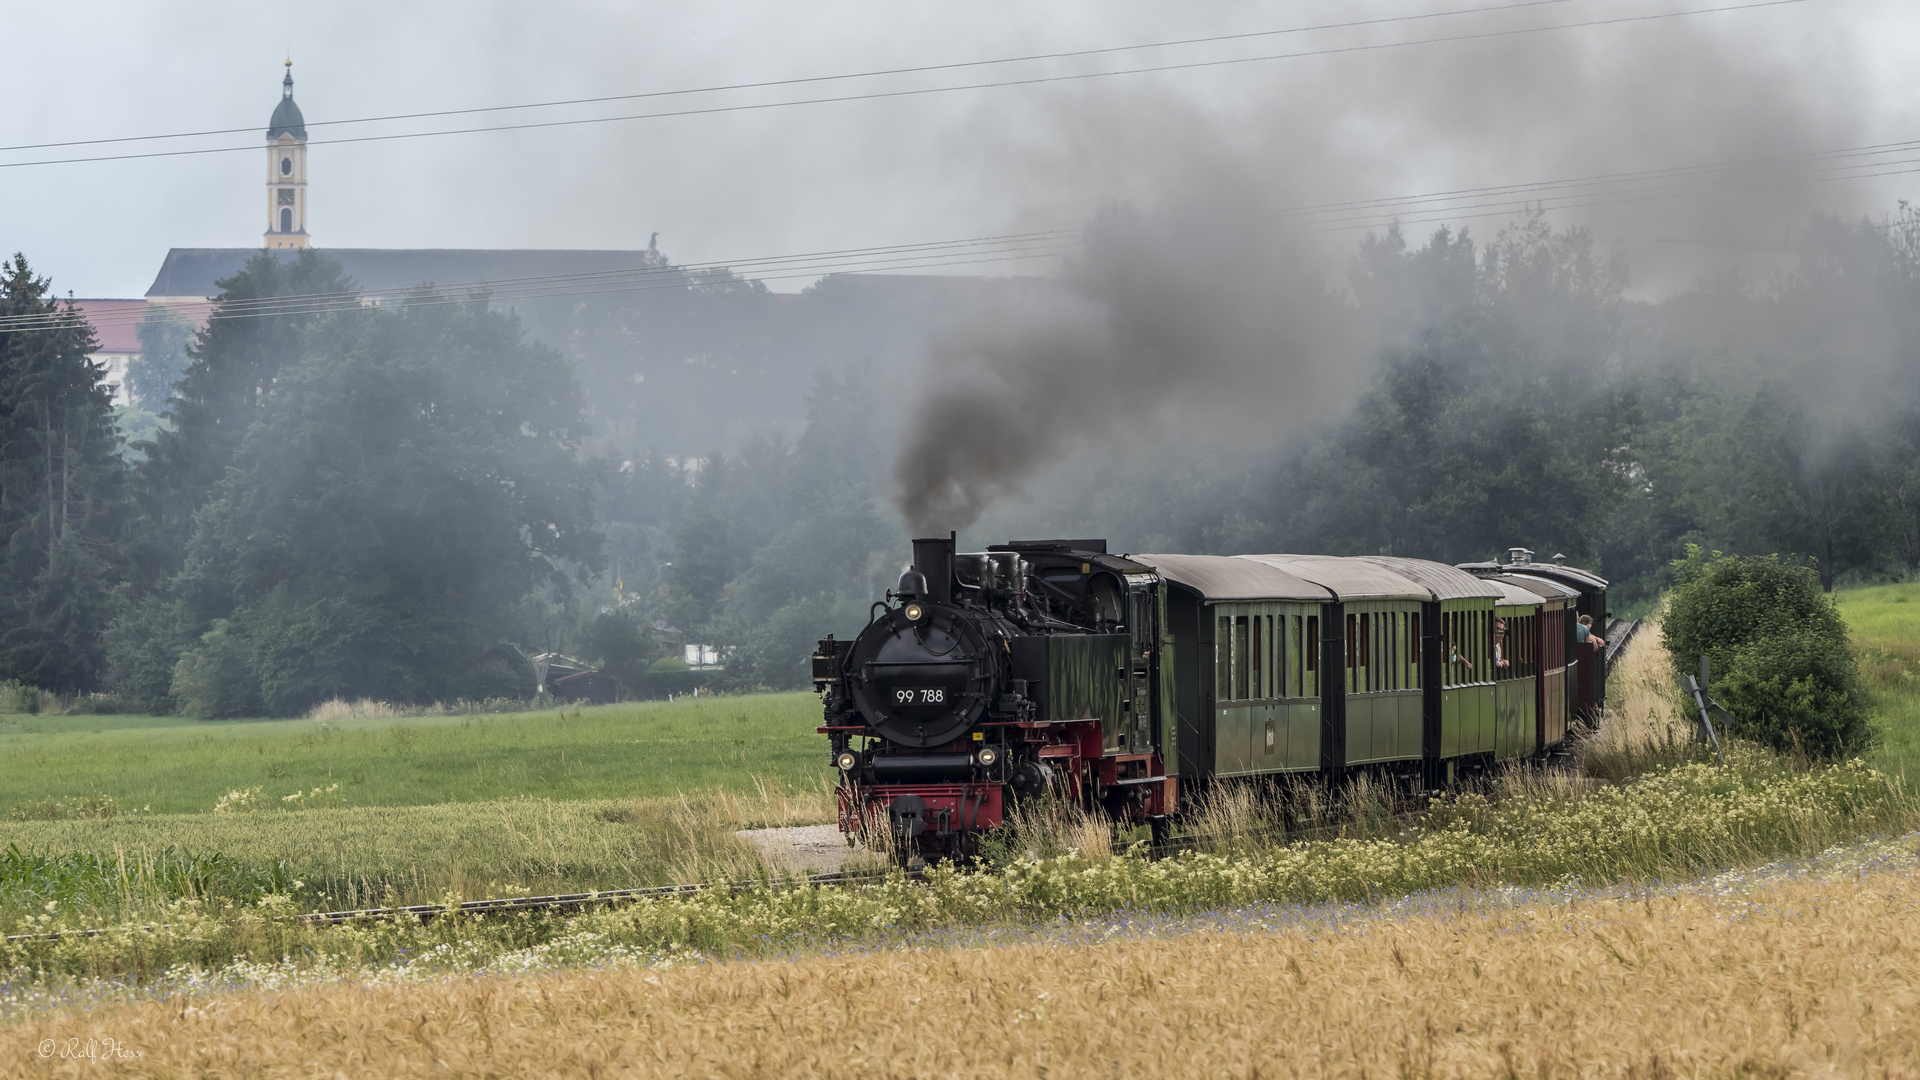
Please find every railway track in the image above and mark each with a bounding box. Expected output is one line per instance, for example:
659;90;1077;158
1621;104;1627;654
3;809;1446;944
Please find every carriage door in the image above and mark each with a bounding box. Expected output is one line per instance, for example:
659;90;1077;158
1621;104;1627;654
1127;574;1160;755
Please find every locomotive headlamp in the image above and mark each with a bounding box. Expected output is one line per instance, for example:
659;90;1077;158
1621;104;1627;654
975;745;1000;768
903;603;926;623
835;749;860;772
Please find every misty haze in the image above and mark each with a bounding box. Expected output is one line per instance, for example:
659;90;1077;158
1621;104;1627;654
2;2;1920;1073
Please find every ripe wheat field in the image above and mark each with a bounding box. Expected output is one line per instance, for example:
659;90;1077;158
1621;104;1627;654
8;863;1918;1078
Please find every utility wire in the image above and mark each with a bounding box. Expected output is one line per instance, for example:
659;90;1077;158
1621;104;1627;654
0;0;1587;155
0;0;1808;171
14;129;1917;335
1;231;1080;332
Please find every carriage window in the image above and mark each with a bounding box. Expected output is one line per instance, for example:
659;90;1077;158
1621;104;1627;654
1266;615;1275;697
1217;616;1231;700
1397;611;1413;684
1234;615;1250;700
1291;615;1303;697
1344;614;1356;692
1360;613;1372;692
1251;615;1263;699
1406;613;1418;690
1305;615;1318;699
1470;611;1481;683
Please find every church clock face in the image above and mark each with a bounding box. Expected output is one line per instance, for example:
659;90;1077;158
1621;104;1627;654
278;188;296;206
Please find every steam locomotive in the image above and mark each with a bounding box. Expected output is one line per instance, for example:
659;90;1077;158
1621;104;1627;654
814;535;1611;863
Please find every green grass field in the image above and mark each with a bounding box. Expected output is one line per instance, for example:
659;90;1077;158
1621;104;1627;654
0;693;826;816
1833;582;1920;777
0;693;836;919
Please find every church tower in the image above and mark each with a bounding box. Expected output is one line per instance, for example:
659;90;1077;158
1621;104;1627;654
264;61;310;249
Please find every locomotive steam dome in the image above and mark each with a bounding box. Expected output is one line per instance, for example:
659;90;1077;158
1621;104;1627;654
845;603;998;748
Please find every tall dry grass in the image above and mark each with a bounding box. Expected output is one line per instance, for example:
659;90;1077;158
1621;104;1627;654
303;697;404;722
1579;617;1709;781
12;868;1917;1077
978;799;1117;865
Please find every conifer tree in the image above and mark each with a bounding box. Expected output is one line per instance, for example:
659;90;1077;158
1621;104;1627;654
0;254;129;692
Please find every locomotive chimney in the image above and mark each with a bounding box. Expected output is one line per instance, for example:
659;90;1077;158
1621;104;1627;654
911;532;956;604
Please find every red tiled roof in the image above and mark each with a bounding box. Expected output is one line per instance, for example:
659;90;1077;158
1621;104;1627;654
68;299;212;355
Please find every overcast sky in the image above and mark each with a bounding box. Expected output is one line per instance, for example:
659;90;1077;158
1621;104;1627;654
5;0;1918;299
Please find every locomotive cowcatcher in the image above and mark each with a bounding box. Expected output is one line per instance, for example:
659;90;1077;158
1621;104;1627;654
814;535;1175;863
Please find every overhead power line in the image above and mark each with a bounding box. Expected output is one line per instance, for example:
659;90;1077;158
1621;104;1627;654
12;126;1919;337
0;0;1807;171
0;231;1081;333
0;0;1587;155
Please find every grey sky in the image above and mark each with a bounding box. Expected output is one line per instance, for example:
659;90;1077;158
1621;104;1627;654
5;0;1917;299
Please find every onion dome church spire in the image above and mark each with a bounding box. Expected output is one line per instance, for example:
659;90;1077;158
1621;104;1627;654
264;60;310;249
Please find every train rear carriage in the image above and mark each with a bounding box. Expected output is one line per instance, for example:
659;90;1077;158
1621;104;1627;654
1460;548;1611;726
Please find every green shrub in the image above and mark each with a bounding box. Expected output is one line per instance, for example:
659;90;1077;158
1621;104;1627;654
584;609;661;687
1713;633;1874;757
103;591;191;714
0;679;40;715
170;620;264;720
1664;548;1872;757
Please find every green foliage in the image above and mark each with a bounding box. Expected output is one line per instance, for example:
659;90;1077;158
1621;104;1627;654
580;607;660;688
1243;218;1633;564
169;620;263;720
101;590;191;714
126;303;195;410
0;680;41;714
135;266;602;717
0;255;130;695
1664;548;1872;756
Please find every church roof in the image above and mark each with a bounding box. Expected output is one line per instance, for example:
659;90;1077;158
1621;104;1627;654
67;299;148;353
146;248;677;301
268;70;306;140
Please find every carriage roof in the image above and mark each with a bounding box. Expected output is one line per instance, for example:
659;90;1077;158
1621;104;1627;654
1235;554;1430;602
1351;556;1506;602
1134;553;1332;603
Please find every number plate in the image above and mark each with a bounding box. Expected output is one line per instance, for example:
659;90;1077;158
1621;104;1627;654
892;687;947;705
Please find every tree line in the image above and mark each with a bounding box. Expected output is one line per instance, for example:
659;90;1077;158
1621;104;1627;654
969;206;1920;613
2;203;1914;711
